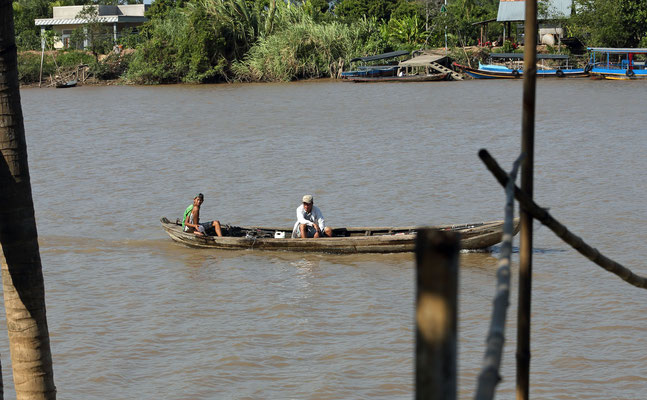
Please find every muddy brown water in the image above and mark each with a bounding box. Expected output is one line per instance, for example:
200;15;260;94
2;79;646;399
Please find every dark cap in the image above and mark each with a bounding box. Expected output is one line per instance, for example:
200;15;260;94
196;193;204;200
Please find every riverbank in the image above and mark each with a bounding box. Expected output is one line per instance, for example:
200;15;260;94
18;45;583;87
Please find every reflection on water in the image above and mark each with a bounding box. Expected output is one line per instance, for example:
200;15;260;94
0;80;644;398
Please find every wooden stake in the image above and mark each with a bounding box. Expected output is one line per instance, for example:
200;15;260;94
518;1;537;397
415;230;459;400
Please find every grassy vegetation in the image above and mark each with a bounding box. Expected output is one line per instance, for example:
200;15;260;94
232;16;388;82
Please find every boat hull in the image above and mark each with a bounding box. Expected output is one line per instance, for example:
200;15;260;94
340;66;399;78
592;68;647;80
347;73;448;83
160;217;519;254
453;63;588;79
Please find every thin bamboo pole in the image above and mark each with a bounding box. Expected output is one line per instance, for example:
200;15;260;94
479;149;647;289
475;154;524;400
39;35;45;88
518;1;538;398
415;230;459;400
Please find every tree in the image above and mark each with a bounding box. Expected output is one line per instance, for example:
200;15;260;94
569;0;647;47
444;0;498;46
333;0;401;23
76;5;113;60
0;0;57;398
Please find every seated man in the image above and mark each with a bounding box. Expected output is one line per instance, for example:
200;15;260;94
182;193;222;236
292;195;332;238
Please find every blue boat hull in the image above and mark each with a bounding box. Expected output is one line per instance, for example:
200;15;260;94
454;63;588;79
591;67;647;80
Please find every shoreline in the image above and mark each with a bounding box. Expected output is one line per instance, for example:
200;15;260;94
20;76;338;89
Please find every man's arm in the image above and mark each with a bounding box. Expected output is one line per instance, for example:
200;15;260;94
315;207;325;231
185;206;201;230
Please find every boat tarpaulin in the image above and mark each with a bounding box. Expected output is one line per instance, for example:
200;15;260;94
350;50;409;63
399;54;448;66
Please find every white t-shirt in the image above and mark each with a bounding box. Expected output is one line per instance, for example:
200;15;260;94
292;204;326;238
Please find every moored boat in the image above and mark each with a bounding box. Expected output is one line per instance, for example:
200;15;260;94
55;79;77;88
454;53;588;79
160;217;520;254
347;73;449;83
587;47;647;80
340;50;409;79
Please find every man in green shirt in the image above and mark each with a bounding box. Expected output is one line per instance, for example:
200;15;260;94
182;193;223;236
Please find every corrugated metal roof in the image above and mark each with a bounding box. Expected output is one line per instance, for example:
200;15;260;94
35;15;147;26
497;0;572;22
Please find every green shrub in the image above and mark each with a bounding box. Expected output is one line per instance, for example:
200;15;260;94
126;8;228;84
56;50;96;68
17;52;55;84
92;53;133;80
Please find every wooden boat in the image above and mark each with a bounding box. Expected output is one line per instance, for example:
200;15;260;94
340;66;400;79
55;79;77;88
160;217;520;254
587;47;647;80
347;73;449;83
453;53;588;79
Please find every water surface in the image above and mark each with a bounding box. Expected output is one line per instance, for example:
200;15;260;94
1;79;645;399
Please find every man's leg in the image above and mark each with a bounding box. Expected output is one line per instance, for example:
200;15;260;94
299;223;308;238
213;220;222;237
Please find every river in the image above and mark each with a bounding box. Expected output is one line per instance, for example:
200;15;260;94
1;78;646;399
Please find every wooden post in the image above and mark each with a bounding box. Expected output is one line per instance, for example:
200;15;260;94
39;28;45;88
517;0;537;399
415;229;459;400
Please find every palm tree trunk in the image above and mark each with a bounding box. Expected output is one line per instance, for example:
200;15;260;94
0;0;57;398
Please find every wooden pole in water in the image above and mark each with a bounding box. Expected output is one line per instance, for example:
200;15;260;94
517;0;537;399
39;28;45;88
415;229;459;400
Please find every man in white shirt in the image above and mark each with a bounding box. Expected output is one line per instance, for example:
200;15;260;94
292;195;333;238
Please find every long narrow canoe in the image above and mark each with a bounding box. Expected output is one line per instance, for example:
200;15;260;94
160;217;520;254
347;73;448;83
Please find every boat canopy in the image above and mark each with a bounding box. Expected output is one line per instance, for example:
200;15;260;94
399;54;447;67
587;47;647;54
350;50;410;63
490;53;569;60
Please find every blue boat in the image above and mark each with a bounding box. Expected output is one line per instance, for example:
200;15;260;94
587;47;647;80
340;50;409;79
340;65;400;78
454;53;588;79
